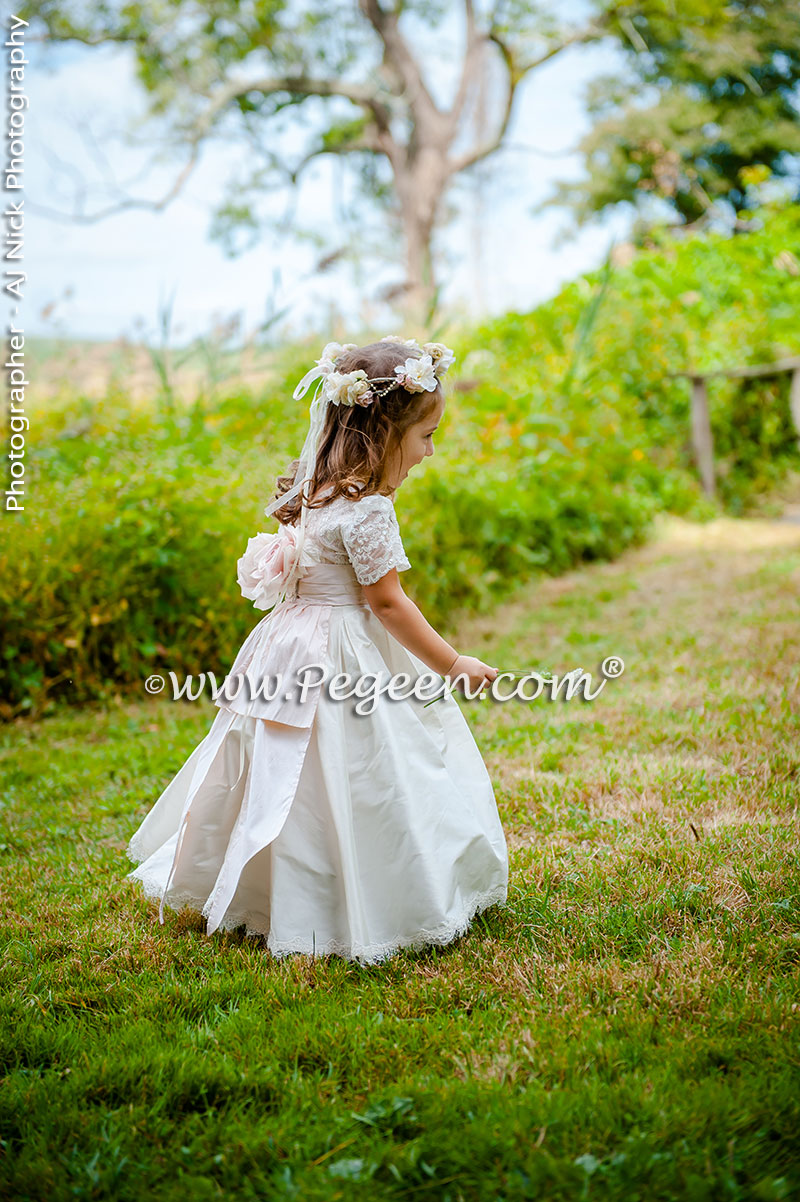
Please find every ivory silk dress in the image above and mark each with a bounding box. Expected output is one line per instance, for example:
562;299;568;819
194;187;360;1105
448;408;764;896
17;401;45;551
125;487;508;965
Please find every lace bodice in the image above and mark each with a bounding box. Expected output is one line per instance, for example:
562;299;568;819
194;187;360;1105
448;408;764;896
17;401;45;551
295;488;411;587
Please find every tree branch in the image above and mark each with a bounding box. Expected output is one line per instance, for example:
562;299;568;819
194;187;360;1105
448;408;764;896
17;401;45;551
26;144;202;222
189;71;395;137
446;29;516;175
448;0;485;141
26;68;399;224
288;131;387;186
447;13;616;175
514;16;612;75
358;0;446;129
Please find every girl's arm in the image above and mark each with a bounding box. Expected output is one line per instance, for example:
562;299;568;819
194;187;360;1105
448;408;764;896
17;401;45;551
362;570;497;690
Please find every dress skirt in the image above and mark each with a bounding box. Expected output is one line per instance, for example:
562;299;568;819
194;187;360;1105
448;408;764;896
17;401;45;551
125;564;509;965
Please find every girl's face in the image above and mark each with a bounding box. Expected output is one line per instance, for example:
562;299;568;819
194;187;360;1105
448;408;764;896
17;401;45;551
382;392;445;492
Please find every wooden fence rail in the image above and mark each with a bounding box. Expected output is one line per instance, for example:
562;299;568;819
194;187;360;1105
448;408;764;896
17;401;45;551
670;357;800;497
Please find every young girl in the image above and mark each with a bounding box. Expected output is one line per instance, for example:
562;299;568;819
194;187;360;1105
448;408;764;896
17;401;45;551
126;335;508;965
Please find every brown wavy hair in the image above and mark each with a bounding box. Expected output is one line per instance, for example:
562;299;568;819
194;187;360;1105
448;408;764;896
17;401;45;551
269;340;443;526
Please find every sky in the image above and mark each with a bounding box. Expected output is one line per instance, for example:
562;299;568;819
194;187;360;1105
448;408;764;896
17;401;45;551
22;5;635;348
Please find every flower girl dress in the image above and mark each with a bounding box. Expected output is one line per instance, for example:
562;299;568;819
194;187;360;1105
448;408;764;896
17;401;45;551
125;486;509;965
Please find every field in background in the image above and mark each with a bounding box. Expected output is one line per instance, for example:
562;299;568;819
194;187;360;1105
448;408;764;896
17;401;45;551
27;333;286;405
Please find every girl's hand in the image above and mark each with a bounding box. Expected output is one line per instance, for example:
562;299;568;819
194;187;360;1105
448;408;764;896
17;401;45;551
445;655;498;696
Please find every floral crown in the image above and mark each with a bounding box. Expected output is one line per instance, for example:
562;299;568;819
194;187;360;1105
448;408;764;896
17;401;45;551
264;333;456;529
293;334;456;408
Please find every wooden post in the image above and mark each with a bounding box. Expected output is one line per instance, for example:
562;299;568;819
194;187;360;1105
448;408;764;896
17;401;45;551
689;375;716;497
790;368;800;453
670;357;800;494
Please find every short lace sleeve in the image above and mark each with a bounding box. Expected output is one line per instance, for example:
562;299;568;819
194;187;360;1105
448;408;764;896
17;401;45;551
342;494;411;587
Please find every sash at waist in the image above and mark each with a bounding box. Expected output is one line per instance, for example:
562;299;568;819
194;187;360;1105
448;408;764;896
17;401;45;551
214;562;369;728
295;562;366;606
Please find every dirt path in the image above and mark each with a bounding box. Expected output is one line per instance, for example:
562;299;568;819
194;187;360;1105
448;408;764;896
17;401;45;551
453;504;799;847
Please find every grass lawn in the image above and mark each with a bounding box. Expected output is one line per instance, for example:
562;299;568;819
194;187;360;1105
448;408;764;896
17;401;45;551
1;508;799;1200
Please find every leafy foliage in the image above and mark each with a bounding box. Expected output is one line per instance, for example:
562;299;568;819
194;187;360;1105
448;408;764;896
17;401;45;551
547;0;800;229
4;205;800;716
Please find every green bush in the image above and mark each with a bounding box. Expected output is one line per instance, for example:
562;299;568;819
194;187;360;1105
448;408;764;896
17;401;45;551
4;204;799;718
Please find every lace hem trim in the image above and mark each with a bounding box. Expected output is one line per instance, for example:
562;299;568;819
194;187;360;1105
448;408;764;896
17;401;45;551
126;832;155;866
126;853;507;966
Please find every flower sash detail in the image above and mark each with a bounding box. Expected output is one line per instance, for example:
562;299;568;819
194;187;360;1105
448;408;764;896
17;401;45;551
236;523;308;613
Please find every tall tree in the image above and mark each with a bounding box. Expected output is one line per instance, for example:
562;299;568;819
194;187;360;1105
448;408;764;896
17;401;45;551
543;0;800;233
22;0;624;323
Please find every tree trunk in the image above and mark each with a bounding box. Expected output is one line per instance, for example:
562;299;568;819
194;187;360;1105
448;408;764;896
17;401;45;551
395;146;448;325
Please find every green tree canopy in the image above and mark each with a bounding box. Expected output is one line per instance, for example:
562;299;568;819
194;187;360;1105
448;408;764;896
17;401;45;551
544;0;800;232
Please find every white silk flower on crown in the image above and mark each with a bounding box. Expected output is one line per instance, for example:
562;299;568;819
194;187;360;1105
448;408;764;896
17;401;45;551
322;369;375;407
292;334;456;410
380;335;456;382
380;335;421;349
422;342;456;374
394;353;437;393
237;524;307;611
318;341;358;373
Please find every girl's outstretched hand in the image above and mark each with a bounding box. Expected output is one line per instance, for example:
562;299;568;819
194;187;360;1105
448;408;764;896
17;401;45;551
445;655;498;696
